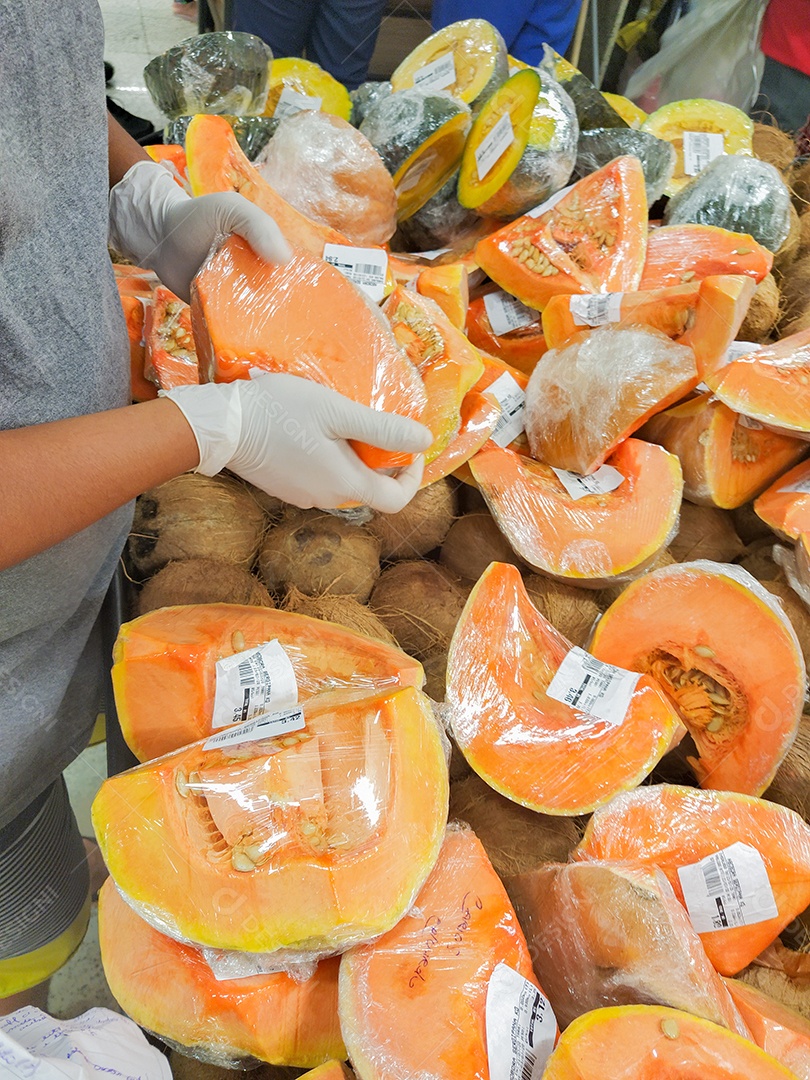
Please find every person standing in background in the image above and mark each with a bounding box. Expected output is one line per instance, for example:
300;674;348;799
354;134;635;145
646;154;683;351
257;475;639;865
431;0;581;64
755;0;810;132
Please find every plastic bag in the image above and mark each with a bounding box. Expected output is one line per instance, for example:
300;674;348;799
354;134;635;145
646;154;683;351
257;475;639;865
625;0;766;112
349;80;392;128
143;285;201;389
575;127;675;205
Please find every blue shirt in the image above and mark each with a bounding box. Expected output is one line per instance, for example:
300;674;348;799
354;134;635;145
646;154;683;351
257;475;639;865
432;0;581;65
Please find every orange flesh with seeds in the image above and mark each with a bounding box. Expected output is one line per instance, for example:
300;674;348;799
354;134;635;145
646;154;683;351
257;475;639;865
639;224;772;290
145;286;200;389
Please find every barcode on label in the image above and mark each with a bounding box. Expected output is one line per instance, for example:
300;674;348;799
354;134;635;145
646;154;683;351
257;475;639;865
682;130;725;176
238;658;254;687
677;841;779;935
203;705;306;750
475;111;515;181
483;290;538;336
551;464;624;500
486;372;526;447
212;639;298;730
782;475;810;495
521;1049;537;1080
413;51;456;90
569;292;623;327
486;963;556;1080
323;243;388;302
546;646;639;725
274;86;322;119
702;863;722;895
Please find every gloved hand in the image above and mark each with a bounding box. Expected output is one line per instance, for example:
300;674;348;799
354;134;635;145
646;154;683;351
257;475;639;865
162;371;433;512
109;160;291;301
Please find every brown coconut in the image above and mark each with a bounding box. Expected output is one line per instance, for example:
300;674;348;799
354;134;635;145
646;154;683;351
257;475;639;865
258;509;380;602
368;560;470;659
780;308;810;338
732;501;775;544
242;482;286;524
798;211;810;260
458;483;488;514
421;644;449;702
138;558;274;615
773;204;802;276
753;122;797;173
128;473;266;578
736;272;781;342
439;512;524;581
778;254;810;327
668;503;745;563
367;478;456;560
282;585;396;645
738;944;810;1021
790;159;810;213
763;581;810;668
766;713;810;822
523;575;601;646
593;547;677;610
449;772;582;877
169;1055;301;1080
736;538;784;583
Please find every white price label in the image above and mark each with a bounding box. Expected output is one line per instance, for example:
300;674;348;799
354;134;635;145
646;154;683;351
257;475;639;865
412;247;452;261
781;473;810;494
677;842;778;934
484;290;539;336
551;464;624;500
323;243;388;302
212;639;298;730
487;372;526;447
486;963;556;1080
413;51;456;90
526;182;575;218
724;340;762;365
569;293;624;327
475;112;515;181
682;130;725;176
546;646;640;725
204;705;305;750
274;85;322;119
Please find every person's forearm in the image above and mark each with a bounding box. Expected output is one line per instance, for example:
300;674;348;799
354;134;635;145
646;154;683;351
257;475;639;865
0;399;199;571
108;112;150;187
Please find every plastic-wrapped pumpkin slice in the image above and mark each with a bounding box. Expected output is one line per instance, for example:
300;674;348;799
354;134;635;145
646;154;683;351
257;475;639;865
466;293;547;375
445;562;683;816
420;391;500;488
639;223;773;291
725;978;810;1078
756;460;810;540
262;56;352;121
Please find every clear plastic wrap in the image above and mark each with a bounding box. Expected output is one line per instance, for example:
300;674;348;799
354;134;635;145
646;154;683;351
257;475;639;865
775;538;810;613
726;977;810;1079
143;32;272;119
166;114;279;161
143;285;200;389
98;880;344;1070
338;826;551;1080
349;81;391;128
575;128;675;205
112;602;426;762
392;170;481;253
574;783;810;976
254;111;397;246
444;562;683;817
505;860;749;1034
664;155;792;254
755;459;810;540
524;325;699;476
92;686;449;959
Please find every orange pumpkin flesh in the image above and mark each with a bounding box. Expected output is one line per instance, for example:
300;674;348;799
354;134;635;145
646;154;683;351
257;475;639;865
339;827;546;1080
725;978;810;1079
98;880;345;1068
145;285;200;389
415;262;469;330
421;390;500;487
465;294;547;375
542;1005;796;1079
120;292;157;402
639;224;773;291
590;562;805;795
469;439;682;584
755;460;810;540
300;1065;354;1080
113;603;425;763
446;563;683;815
191;236;426;470
575;785;810;975
641;391;809;508
92;686;449;955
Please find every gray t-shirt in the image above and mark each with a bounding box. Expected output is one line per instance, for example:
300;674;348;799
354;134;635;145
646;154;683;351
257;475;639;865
0;0;132;827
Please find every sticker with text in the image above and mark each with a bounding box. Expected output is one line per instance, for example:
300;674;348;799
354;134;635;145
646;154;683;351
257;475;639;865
546;647;640;725
212;639;298;730
682;130;725;176
551;464;624;500
569;292;624;327
274;85;322;119
486;962;557;1080
677;842;778;934
781;474;810;495
476;112;515;181
413;51;456;90
204;705;306;750
323;243;388;302
487;371;526;447
483;290;539;336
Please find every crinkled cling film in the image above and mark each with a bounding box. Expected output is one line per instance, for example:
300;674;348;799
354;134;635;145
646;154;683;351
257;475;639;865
575;127;675;205
166;114;279;162
144;32;272;119
92;686;450;959
755;458;810;541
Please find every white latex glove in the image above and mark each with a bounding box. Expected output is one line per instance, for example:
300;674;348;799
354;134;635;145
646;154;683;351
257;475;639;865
162;371;432;512
109;159;291;301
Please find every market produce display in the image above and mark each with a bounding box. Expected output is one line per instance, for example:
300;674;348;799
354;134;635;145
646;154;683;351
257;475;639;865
100;21;810;1077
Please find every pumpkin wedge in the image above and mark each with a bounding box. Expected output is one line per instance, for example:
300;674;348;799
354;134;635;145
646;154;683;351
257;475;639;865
639;223;773;290
542;1005;795;1079
755;460;810;540
120;293;157;402
726;978;810;1079
575;785;810;975
263;57;352;121
642;391;808;508
98;880;345;1068
469;440;682;585
465;293;547;374
591;561;805;795
339;827;551;1080
144;286;200;390
191;236;426;470
113;603;424;762
93;686;449;955
415;262;469;330
446;563;683;815
300;1065;354;1080
420;391;500;488
506;861;750;1034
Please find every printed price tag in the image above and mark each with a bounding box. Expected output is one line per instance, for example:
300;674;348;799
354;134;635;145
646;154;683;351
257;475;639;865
723;340;762;365
781;474;810;494
484;290;539;336
486;962;557;1080
212;639;298;730
413;51;456;90
682;130;725;176
551;464;624;500
569;293;624;327
204;705;305;750
323;243;388;302
486;371;526;447
546;646;640;725
412;247;452;261
476;112;515;181
677;841;778;934
274;85;322;119
526;183;575;218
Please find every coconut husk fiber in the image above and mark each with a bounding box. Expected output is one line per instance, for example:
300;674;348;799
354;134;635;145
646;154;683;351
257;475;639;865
242;482;286;524
368;559;471;659
668;503;745;563
736;538;785;583
367;478;456;560
766;713;810;823
138;558;274;615
732;501;776;544
790;159;810;213
763;581;810;668
778;254;810;328
449;773;582;877
773;204;802;276
523;575;601;647
282;585;396;645
753;122;797;174
736;272;781;342
739;944;810;1021
258;509;380;602
798;211;810;260
458;483;488;514
439;512;524;581
128;473;266;579
421;644;449;702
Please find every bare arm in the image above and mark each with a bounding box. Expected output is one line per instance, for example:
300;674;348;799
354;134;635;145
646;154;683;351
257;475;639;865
107;111;150;186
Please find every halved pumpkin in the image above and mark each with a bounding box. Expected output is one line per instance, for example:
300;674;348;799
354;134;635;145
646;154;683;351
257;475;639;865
469;439;683;585
602;92;647;128
191;236;426;471
144;286;200;390
574;785;810;975
113;603;424;762
446;563;682;815
505;860;749;1034
475;156;648;311
120;293;157;402
465;294;547;375
641;391;809;508
591;561;805;795
542;1005;795;1078
726;978;810;1079
93;686;449;955
299;1065;353;1080
98;880;345;1068
755;460;810;540
540;48;628;132
339;826;548;1080
639;223;773;291
263;57;352;122
421;390;500;488
415;262;469;329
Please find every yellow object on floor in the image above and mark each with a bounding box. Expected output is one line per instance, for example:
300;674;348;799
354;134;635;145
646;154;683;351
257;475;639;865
0;897;91;997
89;713;106;747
